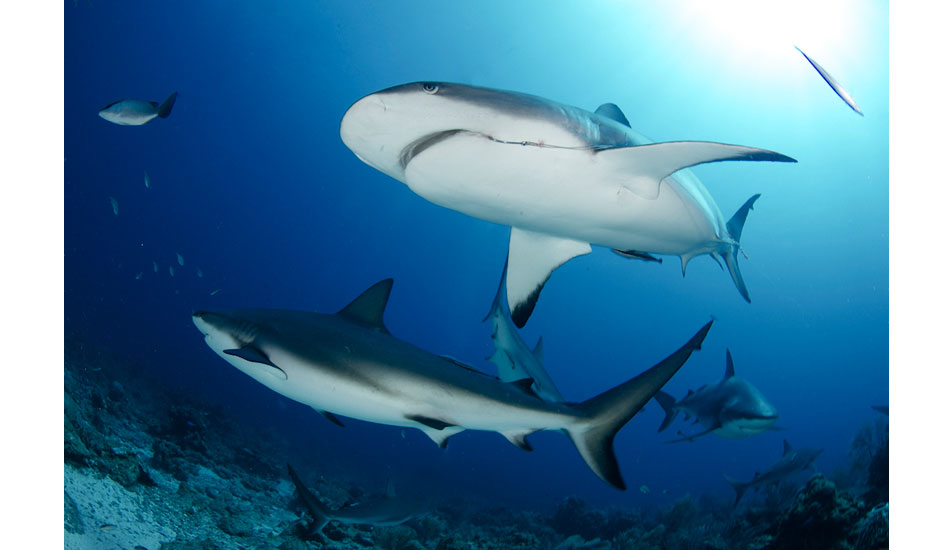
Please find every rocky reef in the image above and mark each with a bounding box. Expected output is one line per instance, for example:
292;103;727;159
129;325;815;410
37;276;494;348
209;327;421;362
63;335;888;550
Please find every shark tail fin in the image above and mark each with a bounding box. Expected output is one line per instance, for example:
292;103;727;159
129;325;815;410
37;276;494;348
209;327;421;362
157;92;178;118
724;474;749;507
287;464;330;532
483;256;509;322
653;390;677;432
720;194;761;303
565;321;712;490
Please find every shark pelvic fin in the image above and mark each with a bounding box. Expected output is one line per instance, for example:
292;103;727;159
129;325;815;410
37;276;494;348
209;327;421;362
594;103;632;128
597;142;794;200
507;227;591;328
725;349;736;378
337;279;393;334
502;430;538;452
565;320;712;489
223;347;287;380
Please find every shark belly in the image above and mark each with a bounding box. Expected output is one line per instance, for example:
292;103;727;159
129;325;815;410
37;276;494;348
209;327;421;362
403;132;723;257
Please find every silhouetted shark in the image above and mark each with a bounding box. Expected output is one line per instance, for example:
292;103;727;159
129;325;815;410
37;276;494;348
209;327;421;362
724;440;823;505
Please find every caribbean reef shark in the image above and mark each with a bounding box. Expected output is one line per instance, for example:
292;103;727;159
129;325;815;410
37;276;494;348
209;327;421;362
287;464;423;533
340;82;796;326
724;440;823;506
484;258;563;403
653;349;778;442
98;92;178;126
193;279;712;489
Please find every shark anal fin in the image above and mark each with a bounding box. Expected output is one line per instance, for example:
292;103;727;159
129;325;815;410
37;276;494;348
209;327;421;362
507;227;591;328
223;347;288;380
407;415;455;431
612;249;662;263
597;142;795;200
417;425;463;449
337;279;394;334
315;409;345;428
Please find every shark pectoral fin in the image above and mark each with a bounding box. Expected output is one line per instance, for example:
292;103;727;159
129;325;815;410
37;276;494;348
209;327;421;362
665;424;719;444
594;103;632;128
337;279;394;334
223;347;288;380
502;429;538;452
507;227;591;328
597;142;795;200
314;409;345;428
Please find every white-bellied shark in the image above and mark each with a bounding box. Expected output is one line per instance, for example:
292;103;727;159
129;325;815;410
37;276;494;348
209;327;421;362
724;440;823;506
98;92;178;126
340;82;796;327
287;464;424;533
484;258;563;403
795;46;863;116
193;279;713;489
653;349;778;442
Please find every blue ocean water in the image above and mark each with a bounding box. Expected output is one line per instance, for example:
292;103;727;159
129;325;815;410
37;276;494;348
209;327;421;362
65;0;888;514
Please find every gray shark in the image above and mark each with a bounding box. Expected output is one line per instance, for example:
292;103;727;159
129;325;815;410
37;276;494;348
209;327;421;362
98;92;177;125
340;82;796;326
724;440;824;505
795;46;863;116
287;464;424;533
653;349;778;442
193;279;713;489
484;258;563;402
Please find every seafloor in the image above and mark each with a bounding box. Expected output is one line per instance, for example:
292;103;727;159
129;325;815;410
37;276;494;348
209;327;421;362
63;333;888;550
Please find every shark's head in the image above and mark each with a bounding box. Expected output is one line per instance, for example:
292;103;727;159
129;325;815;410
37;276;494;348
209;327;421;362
340;82;564;184
715;380;779;439
192;310;288;383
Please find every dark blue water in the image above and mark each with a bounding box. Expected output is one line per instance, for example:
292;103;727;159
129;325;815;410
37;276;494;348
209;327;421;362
65;1;888;510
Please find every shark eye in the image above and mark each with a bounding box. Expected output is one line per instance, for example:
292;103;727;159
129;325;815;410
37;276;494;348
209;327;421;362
422;83;440;95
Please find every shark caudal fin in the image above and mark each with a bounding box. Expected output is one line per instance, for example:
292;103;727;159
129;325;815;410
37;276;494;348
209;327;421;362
724;474;749;507
565;321;712;489
157;92;178;118
653;390;678;432
287;464;331;533
720;194;761;303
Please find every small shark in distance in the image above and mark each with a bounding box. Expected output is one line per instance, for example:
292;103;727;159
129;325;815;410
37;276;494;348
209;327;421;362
193;279;713;489
653;349;778;442
286;464;424;534
340;82;796;326
484;258;563;403
98;92;178;125
724;440;823;506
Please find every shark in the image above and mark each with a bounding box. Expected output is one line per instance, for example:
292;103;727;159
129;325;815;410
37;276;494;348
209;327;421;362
98;92;178;126
192;278;713;489
795;46;863;116
724;440;824;506
340;82;796;327
484;258;563;403
286;464;424;533
653;349;778;442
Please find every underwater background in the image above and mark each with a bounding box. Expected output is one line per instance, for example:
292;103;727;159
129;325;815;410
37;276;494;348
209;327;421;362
59;1;892;548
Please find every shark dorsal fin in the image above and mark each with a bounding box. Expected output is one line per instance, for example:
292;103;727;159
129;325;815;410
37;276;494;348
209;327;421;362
532;337;544;365
725;349;736;378
594;103;632;128
337;279;393;333
783;440;793;455
686;389;695;398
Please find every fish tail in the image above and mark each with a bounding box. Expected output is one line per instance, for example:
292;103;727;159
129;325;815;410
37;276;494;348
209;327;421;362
287;464;330;532
565;320;712;490
723;474;748;507
157;92;178;118
653;390;677;432
483;255;509;322
720;193;761;303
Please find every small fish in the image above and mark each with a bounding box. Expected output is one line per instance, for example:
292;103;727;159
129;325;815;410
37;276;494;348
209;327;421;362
210;288;222;296
109;197;118;216
152;261;158;273
177;252;184;266
99;524;117;531
98;92;178;126
196;268;203;278
639;485;650;494
795;46;863;116
144;170;150;189
169;266;175;277
135;272;142;280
